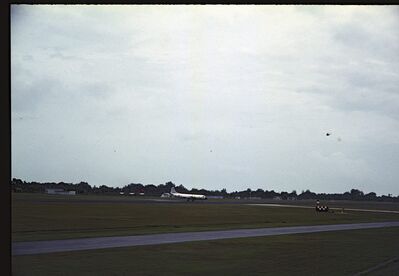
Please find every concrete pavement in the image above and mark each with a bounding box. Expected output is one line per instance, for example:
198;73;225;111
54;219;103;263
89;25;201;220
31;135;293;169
12;221;399;256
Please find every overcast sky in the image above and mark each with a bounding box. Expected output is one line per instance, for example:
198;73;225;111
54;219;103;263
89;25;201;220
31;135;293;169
11;5;399;195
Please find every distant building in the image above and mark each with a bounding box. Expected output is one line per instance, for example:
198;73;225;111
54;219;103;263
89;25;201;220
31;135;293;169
273;196;282;200
13;187;22;193
249;197;262;200
161;193;171;198
46;188;76;195
207;196;224;199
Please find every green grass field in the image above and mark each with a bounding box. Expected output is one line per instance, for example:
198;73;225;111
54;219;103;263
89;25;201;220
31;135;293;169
12;193;399;210
369;259;399;276
12;193;399;275
12;227;399;276
12;193;399;242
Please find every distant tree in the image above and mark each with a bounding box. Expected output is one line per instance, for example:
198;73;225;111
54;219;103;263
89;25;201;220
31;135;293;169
76;181;92;194
264;190;279;198
364;192;377;201
298;189;316;200
280;191;289;200
10;178;399;202
350;189;364;200
98;185;112;194
145;184;159;196
177;184;189;193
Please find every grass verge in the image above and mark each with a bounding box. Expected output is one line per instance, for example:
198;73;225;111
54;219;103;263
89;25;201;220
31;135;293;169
12;227;399;276
12;194;399;242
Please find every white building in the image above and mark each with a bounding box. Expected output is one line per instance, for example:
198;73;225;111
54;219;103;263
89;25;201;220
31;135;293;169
46;188;76;195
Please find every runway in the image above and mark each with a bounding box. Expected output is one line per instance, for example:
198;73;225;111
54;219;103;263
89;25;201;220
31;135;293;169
248;204;399;214
12;221;399;256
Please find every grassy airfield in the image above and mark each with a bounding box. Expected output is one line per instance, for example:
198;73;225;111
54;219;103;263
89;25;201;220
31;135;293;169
12;193;399;242
12;193;399;275
13;227;399;276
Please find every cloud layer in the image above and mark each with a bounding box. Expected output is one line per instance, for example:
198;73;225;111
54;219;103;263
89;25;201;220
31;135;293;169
11;5;399;195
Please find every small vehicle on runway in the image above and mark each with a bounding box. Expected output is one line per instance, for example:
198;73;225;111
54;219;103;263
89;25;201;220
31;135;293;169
315;200;329;212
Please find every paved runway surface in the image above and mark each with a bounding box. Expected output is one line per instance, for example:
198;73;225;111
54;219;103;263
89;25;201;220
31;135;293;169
13;221;399;256
248;204;399;214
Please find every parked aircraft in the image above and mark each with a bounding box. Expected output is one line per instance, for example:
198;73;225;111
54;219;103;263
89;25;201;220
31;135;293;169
170;187;207;201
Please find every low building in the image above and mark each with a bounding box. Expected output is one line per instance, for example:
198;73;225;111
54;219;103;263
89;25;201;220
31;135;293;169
161;193;171;198
13;187;23;193
46;188;76;195
248;197;262;200
207;196;224;199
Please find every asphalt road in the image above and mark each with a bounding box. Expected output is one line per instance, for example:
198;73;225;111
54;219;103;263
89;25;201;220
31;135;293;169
12;221;399;256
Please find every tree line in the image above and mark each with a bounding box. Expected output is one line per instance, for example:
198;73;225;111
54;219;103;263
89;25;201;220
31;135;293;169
11;178;398;202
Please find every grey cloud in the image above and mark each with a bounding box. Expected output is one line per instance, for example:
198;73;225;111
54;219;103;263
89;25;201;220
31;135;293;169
11;6;399;194
331;15;399;63
12;76;59;113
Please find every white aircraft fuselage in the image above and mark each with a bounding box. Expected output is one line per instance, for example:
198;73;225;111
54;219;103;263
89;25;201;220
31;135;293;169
170;187;207;201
